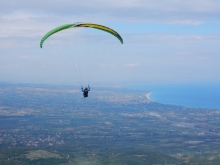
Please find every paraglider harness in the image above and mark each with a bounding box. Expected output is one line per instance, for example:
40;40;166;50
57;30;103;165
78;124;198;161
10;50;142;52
81;86;90;98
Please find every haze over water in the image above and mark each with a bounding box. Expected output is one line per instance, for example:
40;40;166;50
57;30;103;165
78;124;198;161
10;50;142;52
125;83;220;109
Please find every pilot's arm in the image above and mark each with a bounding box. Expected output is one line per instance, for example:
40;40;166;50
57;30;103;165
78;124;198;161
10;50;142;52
81;86;84;92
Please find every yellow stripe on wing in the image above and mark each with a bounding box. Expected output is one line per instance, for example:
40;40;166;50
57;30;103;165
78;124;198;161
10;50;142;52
78;23;119;36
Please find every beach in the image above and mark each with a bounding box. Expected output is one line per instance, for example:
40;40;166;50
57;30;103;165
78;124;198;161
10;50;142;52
146;92;152;101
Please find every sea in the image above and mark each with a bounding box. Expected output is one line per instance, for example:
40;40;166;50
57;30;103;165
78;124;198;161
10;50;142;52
124;82;220;110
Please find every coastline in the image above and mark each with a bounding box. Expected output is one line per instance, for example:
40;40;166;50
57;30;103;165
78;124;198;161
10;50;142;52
125;83;220;109
146;92;152;101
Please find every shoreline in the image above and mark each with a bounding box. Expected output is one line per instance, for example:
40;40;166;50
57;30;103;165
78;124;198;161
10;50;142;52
146;92;152;101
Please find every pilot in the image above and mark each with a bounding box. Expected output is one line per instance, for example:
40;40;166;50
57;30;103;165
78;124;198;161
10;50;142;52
81;86;90;98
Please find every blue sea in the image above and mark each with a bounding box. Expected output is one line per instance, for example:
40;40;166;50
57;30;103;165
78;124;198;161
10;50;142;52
124;83;220;109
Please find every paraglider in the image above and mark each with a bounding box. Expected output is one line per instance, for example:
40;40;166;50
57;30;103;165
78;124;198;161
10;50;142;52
40;22;123;48
40;22;123;97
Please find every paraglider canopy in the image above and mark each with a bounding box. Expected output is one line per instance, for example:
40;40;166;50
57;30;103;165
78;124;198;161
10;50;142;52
40;22;123;48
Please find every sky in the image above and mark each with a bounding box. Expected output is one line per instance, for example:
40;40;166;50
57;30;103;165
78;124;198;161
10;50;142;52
1;0;220;86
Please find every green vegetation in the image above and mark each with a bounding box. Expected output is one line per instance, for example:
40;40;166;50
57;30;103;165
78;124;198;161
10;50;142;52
1;148;220;164
0;148;68;165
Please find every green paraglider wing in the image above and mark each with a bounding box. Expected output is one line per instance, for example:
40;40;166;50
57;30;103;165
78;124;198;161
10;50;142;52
40;22;123;48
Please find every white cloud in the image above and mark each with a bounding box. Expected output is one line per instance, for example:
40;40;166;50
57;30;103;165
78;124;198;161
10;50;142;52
1;0;220;24
0;11;57;38
18;55;40;60
126;63;139;67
